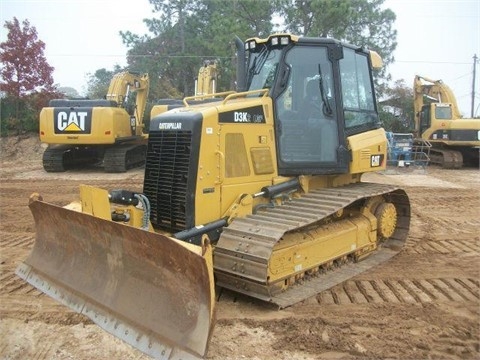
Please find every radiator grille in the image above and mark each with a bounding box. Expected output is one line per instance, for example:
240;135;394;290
143;130;193;232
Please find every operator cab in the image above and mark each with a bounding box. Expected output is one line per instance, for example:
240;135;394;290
243;34;381;175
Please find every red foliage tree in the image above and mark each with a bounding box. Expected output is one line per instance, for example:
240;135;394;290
0;17;61;133
0;17;57;98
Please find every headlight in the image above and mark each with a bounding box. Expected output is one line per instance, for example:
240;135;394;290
280;36;290;45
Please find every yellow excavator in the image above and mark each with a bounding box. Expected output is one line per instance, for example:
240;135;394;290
17;34;410;359
195;60;218;96
41;71;149;172
413;75;480;168
149;60;219;119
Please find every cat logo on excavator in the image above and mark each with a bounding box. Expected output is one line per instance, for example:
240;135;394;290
54;108;92;134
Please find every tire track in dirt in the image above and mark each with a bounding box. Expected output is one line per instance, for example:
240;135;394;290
0;277;43;296
0;232;40;296
30;342;53;360
406;237;480;254
315;278;479;305
0;232;34;248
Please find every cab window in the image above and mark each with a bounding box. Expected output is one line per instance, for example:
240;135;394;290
340;48;378;132
435;105;452;119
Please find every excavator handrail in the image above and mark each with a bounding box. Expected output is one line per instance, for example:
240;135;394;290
183;91;235;107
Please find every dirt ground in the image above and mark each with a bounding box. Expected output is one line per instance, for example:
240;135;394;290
0;135;479;360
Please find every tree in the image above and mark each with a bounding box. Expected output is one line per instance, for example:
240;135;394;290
0;17;57;98
197;0;274;89
0;17;60;134
58;86;80;98
121;0;275;97
379;79;414;132
85;66;123;99
112;0;398;103
121;0;201;96
276;0;397;94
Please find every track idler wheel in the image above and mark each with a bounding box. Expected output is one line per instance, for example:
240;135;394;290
365;196;398;240
374;202;397;239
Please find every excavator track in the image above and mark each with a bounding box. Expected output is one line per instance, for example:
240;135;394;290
42;146;99;172
429;148;463;169
214;182;410;308
103;144;147;173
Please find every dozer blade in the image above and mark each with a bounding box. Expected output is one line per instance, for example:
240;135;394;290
16;199;215;360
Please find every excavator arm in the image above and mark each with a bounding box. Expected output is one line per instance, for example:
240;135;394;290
413;75;462;120
195;61;218;96
106;71;150;135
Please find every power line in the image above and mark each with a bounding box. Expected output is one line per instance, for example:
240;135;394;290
448;72;474;81
394;60;472;65
46;54;233;59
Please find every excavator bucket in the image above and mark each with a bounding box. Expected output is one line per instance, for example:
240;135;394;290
16;198;215;360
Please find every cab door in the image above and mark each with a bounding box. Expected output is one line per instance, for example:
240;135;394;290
273;44;348;175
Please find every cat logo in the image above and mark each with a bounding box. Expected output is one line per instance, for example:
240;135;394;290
54;108;92;134
370;154;384;167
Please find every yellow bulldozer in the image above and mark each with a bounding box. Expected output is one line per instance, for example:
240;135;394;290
413;75;480;168
17;34;411;359
41;71;150;172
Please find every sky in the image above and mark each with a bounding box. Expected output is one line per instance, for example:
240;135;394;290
1;0;479;116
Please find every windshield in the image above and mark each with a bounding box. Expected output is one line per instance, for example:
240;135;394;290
246;46;282;91
435;105;452;119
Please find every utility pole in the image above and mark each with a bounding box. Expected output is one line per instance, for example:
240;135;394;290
472;54;478;118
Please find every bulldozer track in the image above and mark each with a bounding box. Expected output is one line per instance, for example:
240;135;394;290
215;182;410;307
316;278;479;305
